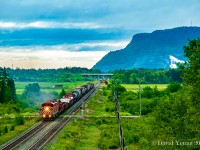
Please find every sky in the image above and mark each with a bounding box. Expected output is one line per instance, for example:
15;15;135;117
0;0;200;69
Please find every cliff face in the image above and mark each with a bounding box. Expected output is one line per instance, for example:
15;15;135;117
92;27;200;72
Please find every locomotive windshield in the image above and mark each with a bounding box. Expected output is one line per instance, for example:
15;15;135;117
41;103;53;107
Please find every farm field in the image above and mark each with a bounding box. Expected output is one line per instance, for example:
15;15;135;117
15;81;88;95
121;84;168;92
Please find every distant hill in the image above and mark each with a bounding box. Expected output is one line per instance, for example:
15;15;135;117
92;27;200;72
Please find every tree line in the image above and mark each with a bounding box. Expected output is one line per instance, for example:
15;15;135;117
6;67;100;82
5;65;182;84
112;68;182;84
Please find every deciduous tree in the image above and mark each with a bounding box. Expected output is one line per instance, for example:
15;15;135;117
180;38;200;108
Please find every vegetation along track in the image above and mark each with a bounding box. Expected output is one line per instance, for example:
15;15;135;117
0;121;49;150
27;83;99;150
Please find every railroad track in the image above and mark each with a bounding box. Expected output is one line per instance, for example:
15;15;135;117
0;121;49;150
28;84;98;150
0;83;99;150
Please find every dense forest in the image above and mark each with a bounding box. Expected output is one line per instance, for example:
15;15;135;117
6;67;100;82
112;68;182;84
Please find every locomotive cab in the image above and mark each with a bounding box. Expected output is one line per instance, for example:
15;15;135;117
41;101;59;120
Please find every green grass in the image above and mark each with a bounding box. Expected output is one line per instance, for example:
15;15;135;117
0;117;40;145
15;81;87;89
45;85;110;149
77;125;100;150
121;84;168;92
45;84;154;149
15;81;88;95
15;82;168;95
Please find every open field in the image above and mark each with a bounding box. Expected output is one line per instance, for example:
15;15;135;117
121;84;168;92
15;81;89;95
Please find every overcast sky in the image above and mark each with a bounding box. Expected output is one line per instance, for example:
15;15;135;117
0;0;200;69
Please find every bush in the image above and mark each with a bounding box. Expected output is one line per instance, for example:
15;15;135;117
166;82;182;93
4;126;8;133
10;125;15;131
15;115;24;125
102;90;107;96
142;86;154;98
96;119;102;125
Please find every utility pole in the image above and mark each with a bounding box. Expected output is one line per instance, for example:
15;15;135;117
114;88;125;150
139;80;142;116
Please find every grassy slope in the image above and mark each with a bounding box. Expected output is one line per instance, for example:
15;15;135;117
0;118;40;145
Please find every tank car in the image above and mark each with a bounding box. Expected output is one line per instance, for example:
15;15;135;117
74;88;82;99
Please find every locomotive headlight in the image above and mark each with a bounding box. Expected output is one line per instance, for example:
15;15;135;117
45;107;49;111
43;114;46;118
49;115;51;118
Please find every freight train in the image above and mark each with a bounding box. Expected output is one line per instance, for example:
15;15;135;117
40;83;94;120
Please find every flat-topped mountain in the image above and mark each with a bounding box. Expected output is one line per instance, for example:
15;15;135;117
92;27;200;72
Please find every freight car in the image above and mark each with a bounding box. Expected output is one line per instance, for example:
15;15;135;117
40;83;94;120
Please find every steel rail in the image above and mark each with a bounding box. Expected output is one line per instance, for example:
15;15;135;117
28;85;98;150
0;121;49;150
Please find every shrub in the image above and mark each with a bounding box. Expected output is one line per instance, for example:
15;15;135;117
166;82;182;93
10;125;15;131
4;126;8;133
15;115;24;125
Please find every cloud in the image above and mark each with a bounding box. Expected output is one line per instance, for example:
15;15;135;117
0;40;129;52
0;41;128;69
1;0;200;69
0;27;134;47
0;21;105;29
65;41;129;51
0;0;111;21
1;0;200;30
0;48;108;69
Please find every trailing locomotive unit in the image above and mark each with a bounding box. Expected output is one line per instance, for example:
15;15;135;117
40;83;94;120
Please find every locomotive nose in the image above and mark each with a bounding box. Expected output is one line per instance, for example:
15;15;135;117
45;107;49;111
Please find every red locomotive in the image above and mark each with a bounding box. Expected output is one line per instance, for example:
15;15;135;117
41;99;59;119
40;83;94;120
